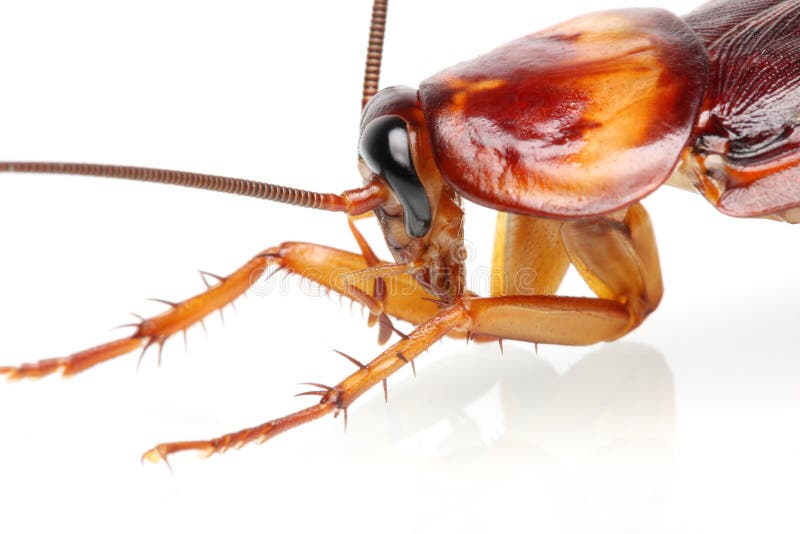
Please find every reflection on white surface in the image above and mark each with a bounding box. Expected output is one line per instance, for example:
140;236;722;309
1;301;798;534
136;342;678;534
0;339;678;533
334;342;677;533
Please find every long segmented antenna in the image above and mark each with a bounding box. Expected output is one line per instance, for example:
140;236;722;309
0;4;393;210
0;162;387;214
361;0;389;109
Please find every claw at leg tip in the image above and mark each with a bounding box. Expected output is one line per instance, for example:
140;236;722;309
142;446;175;473
142;447;163;464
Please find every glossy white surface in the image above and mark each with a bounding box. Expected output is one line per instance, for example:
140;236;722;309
0;1;798;533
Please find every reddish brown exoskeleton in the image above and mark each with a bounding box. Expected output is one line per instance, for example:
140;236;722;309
1;0;798;464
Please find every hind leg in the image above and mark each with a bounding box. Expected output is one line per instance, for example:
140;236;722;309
469;202;663;344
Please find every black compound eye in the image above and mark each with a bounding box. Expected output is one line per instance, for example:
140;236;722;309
358;115;432;238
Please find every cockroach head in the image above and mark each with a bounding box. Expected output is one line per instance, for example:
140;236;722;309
358;86;466;297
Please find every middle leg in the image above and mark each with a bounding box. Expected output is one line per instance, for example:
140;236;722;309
143;304;470;463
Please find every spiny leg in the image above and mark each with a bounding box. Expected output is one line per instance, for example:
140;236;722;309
263;242;442;326
0;254;272;379
0;242;444;380
142;305;469;463
144;204;662;462
266;242;493;343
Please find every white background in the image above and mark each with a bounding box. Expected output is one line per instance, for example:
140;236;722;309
0;1;798;533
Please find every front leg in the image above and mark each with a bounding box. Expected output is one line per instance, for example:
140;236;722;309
0;242;442;380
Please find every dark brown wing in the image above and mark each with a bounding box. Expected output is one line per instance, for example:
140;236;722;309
684;0;787;44
685;0;800;218
418;9;708;218
690;0;800;144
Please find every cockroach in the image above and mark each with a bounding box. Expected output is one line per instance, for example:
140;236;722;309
1;0;798;466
